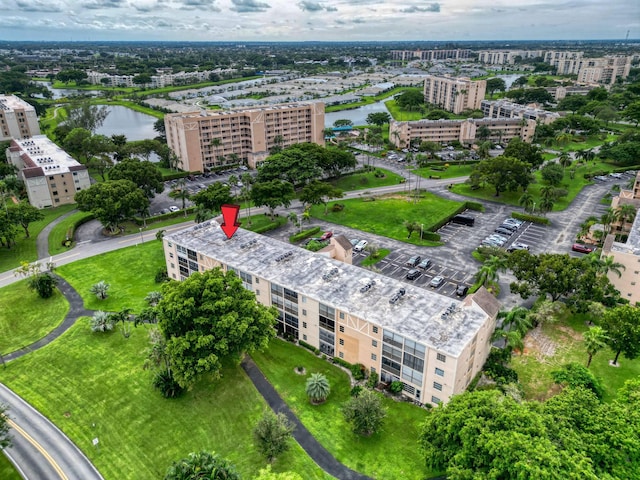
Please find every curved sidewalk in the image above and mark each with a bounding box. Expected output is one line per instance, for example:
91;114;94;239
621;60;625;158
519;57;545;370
241;357;373;480
36;208;77;260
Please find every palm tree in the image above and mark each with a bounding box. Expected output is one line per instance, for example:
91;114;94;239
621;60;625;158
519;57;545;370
491;328;524;354
528;300;564;329
597;255;626;278
90;281;110;300
616;204;637;233
498;307;532;337
210;137;222;161
555;132;572;146
539;196;555;215
305;373;330;404
169;179;190;217
241;172;254;225
145;291;162;306
195;205;213;224
600;207;617;235
558;152;572;172
584;326;608;368
518;192;535;213
475;255;506;288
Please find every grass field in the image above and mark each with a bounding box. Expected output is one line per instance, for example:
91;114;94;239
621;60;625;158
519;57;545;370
0;279;68;354
55;242;166;313
0;204;77;273
384;100;424;121
511;315;640;403
450;161;615;211
330;169;404;191
360;248;391;267
48;211;94;256
0;324;331;480
412;164;475;180
309;192;463;246
252;339;436;480
0;454;21;480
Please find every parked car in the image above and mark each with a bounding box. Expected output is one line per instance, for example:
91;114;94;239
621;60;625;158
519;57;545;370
350;238;360;246
406;255;422;267
507;242;530;253
418;259;432;270
430;276;444;288
495;227;514;236
503;218;524;226
169;206;180;212
406;269;421;280
320;231;333;241
455;285;469;296
354;240;368;252
572;243;596;254
499;223;518;232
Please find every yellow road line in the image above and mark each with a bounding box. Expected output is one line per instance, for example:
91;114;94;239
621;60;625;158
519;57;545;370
6;418;69;480
55;253;80;263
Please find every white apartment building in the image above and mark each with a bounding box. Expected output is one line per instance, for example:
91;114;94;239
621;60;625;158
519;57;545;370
544;51;584;74
163;221;500;405
423;75;486;114
391;49;471;62
0;94;40;141
477;50;544;65
165;102;325;171
6;135;91;208
480;99;560;125
389;118;536;148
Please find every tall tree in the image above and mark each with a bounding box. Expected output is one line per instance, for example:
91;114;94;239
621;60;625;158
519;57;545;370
0;403;11;450
253;411;295;463
299;181;343;215
342;389;387;436
64;102;110;133
251;180;294;220
486;77;507;97
601;305;640;365
366;112;391;126
583;326;608;368
8;201;43;238
191;182;233;214
157;268;277;388
109;159;163;198
470;156;532;196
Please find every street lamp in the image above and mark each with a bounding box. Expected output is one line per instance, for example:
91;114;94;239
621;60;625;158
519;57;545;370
421;223;424;240
139;227;144;245
532;202;536;214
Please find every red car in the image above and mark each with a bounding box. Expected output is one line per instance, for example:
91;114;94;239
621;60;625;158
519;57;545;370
320;231;333;241
572;243;595;254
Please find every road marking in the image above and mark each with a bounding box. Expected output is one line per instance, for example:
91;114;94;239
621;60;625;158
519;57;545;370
55;253;80;263
6;418;69;480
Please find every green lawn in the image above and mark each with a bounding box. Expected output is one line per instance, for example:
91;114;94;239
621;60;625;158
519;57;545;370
0;204;77;273
511;315;640;403
309;193;463;246
556;134;617;152
49;211;94;255
55;242;166;313
412;164;475;179
0;279;68;354
330;169;404;191
0;454;21;480
252;339;436;480
385;100;424;121
361;248;391;267
451;161;615;211
0;324;331;480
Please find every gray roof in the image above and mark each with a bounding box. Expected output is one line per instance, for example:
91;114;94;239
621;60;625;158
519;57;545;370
612;208;640;256
166;221;495;357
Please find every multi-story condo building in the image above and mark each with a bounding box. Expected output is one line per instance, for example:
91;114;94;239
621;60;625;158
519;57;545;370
6;135;90;208
544;51;584;74
476;50;544;65
545;85;594;101
163;222;500;405
165;102;325;171
388;118;536;148
0;94;40;141
391;49;471;62
577;56;632;86
423;76;486;114
480;99;560;125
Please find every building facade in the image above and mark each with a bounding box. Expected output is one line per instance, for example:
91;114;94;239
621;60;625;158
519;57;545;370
390;49;471;62
423;76;486;114
165;102;325;171
577;56;632;86
6;135;90;208
480;99;560;125
543;51;584;74
0;94;41;141
476;50;544;65
163;222;499;405
388;117;536;148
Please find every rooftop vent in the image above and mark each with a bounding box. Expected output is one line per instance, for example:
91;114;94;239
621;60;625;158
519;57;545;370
389;287;406;305
275;251;294;262
322;267;339;281
240;239;258;249
441;302;458;320
359;280;376;293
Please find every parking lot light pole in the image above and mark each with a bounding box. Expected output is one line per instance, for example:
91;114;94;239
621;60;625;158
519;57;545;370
139;227;144;245
532;202;536;214
421;223;424;240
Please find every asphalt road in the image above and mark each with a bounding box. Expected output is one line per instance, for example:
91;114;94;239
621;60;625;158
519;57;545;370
0;384;103;480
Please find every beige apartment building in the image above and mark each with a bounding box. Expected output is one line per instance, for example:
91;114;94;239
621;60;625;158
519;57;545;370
163;222;499;405
480;99;560;125
544;51;584;75
165;102;325;172
389;118;536;148
0;94;41;141
577;56;632;86
477;50;544;65
391;49;471;62
423;76;486;114
6;135;91;208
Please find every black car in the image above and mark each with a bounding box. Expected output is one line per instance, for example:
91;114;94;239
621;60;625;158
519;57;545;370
456;285;469;296
494;227;513;236
406;255;422;267
406;269;421;280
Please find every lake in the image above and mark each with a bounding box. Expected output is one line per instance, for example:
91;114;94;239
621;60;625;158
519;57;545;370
325;99;392;127
94;105;158;141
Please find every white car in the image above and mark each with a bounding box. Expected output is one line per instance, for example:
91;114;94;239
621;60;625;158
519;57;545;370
169;206;180;213
353;240;368;252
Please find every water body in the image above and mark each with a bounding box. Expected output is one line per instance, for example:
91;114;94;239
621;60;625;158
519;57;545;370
495;74;526;90
94;105;158;141
325;99;392;127
34;81;99;99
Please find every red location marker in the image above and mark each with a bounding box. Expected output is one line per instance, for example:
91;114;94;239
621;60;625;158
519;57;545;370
220;204;241;239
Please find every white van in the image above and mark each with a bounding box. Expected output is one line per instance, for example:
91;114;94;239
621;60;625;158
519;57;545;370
353;240;368;252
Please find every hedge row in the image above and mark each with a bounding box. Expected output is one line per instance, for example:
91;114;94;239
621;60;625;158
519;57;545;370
253;218;286;234
465;201;484;212
512;211;550;225
290;226;321;243
132;207;196;226
298;340;320;355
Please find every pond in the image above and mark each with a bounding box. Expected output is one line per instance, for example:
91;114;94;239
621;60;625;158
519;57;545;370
325;99;392;128
34;81;99;99
94;105;158;141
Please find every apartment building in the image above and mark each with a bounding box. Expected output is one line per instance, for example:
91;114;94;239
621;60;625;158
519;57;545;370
163;222;500;405
577;56;632;86
165;102;325;171
0;94;41;141
477;50;544;65
423;76;486;114
481;99;560;125
390;49;471;62
6;135;90;208
602;214;640;306
544;51;584;75
546;85;594;101
388;118;536;148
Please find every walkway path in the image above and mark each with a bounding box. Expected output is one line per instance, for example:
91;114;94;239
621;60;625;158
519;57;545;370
36;209;78;260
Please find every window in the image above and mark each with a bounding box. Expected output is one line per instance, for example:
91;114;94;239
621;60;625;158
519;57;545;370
431;396;441;405
433;382;443;391
255;289;260;296
52;191;58;196
339;338;344;346
372;340;377;347
339;312;344;319
303;334;307;341
170;263;175;269
435;368;444;377
255;278;259;283
339;352;344;358
437;353;446;363
339;326;344;333
371;353;377;361
302;309;307;316
169;253;174;258
372;326;378;334
370;367;376;373
302;322;307;329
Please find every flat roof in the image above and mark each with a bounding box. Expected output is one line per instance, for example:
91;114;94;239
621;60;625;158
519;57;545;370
612;209;640;256
166;221;495;357
0;94;35;113
13;135;84;175
166;101;323;119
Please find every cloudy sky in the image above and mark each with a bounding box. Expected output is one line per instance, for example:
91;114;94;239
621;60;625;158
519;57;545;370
0;0;637;42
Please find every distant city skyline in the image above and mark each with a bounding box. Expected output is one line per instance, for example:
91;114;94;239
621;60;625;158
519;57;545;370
0;0;637;43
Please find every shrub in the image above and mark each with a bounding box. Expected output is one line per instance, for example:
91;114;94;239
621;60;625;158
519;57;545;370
366;371;379;389
551;362;605;400
298;340;317;353
389;380;403;394
253;222;283;234
289;226;321;243
153;369;184;398
342;389;387;436
465;201;484;212
155;268;169;283
29;272;58;299
350;363;366;381
350;385;363;397
253;411;294;462
331;203;345;211
512;212;550;225
305;373;330;404
90;311;116;332
90;280;110;300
